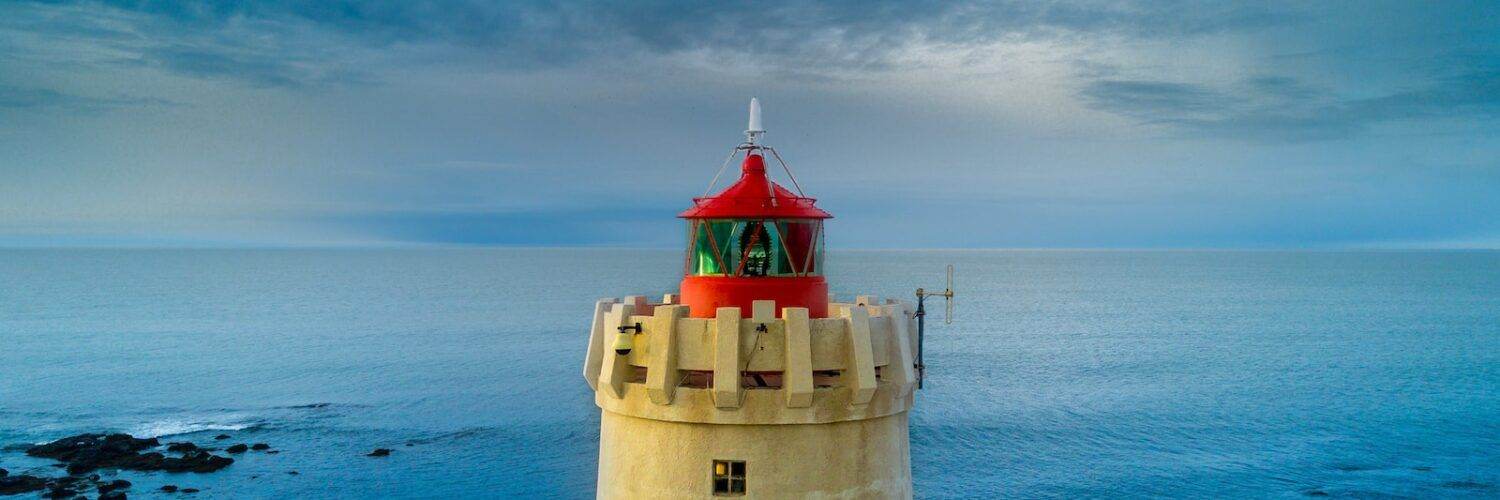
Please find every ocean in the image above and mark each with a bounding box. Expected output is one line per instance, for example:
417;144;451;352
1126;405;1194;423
1;249;1495;498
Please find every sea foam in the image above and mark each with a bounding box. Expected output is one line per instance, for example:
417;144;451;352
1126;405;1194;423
132;419;255;439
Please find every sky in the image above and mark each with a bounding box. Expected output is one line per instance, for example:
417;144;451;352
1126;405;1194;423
1;0;1496;249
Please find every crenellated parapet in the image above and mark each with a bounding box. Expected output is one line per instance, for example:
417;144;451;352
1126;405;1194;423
583;294;920;425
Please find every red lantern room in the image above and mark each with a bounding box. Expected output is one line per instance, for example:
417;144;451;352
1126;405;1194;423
677;99;831;318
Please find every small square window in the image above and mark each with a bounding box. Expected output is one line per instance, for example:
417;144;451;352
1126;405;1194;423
712;459;746;496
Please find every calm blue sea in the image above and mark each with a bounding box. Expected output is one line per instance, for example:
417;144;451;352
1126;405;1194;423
1;249;1496;498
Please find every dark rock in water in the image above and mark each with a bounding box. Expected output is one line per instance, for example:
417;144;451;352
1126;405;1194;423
27;434;159;460
114;452;164;473
42;485;76;498
25;432;234;475
250;443;270;451
27;434;161;474
286;471;299;475
225;444;248;454
180;488;199;493
213;434;230;441
158;451;234;473
0;474;48;495
287;403;331;409
367;448;392;457
1304;490;1330;497
97;479;132;494
0;467;7;477
160;485;178;493
98;491;127;500
265;450;280;454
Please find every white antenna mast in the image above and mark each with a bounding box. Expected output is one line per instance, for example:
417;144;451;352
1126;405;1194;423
703;97;772;197
745;97;765;145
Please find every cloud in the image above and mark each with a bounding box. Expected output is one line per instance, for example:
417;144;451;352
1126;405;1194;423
0;84;180;111
1080;70;1500;142
1345;70;1500;122
5;0;1291;88
323;207;677;246
0;1;1495;248
1081;80;1234;118
131;45;370;88
0;1;379;90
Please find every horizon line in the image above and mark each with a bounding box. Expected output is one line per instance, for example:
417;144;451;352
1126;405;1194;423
0;244;1495;252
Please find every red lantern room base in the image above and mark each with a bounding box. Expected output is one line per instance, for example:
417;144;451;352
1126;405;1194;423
679;275;829;319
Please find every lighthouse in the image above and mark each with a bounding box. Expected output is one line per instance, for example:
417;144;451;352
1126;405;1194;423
582;99;922;499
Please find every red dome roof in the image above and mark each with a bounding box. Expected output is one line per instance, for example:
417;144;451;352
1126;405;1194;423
678;154;832;219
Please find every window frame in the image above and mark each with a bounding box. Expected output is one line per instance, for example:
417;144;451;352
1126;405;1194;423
711;459;746;496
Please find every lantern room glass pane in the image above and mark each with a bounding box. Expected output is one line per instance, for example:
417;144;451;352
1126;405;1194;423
738;221;774;277
720;221;743;273
688;219;823;277
690;220;736;275
777;220;820;276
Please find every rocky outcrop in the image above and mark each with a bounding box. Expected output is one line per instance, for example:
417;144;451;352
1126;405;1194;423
25;433;234;475
97;479;131;494
6;432;290;497
0;474;48;495
26;434;160;474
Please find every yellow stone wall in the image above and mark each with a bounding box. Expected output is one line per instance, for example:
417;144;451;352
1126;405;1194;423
584;295;920;499
598;411;912;500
